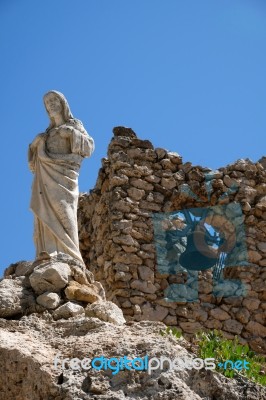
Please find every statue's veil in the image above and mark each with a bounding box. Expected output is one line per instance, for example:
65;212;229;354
44;90;74;129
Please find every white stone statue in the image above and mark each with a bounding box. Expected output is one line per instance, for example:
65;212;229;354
28;90;94;263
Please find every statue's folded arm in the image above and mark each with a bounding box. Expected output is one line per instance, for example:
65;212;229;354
69;122;95;158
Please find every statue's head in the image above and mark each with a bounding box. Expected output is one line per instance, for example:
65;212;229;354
43;90;73;128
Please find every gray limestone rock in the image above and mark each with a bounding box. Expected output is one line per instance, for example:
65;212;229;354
53;301;85;320
36;292;61;310
85;300;126;325
0;278;35;318
29;262;71;295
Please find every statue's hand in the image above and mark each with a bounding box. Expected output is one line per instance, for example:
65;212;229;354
59;126;75;138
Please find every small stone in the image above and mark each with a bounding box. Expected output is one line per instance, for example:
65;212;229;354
112;219;133;232
237;186;257;203
223;297;243;307
36;292;61;310
155;148;167;159
241;201;251;212
127;148;156;162
161;177;176;190
224;175;238;188
122;245;139;253
130;296;146;305
113;253;142;265
248;250;262;263
85;301;126;325
205;319;222;330
133;304;142;315
253;312;265;325
235;308;250;324
141;303;169;321
110;175;128;187
53;302;85;320
114;272;132;282
257;242;266;253
113;126;137;138
210;308;230;321
199;281;213;294
167;152;182;164
112;200;131;213
245;321;266;337
138;266;154;281
127;187;145;201
223;319;243;335
256;196;266;211
113;234;138;247
191;309;208;322
15;261;35;277
179;322;203;334
29;262;71;295
130;178;154;191
65;281;103;303
145;174;161;183
161;159;176;171
121;300;132;308
3;264;16;277
163;315;177;325
249;337;266;354
187;169;205;182
133;165;153;175
130;280;157;294
139;201;161;211
258;156;266;168
242;298;260;311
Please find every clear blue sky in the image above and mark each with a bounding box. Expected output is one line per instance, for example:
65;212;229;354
1;0;265;275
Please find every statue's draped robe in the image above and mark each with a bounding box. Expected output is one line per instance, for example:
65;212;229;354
28;119;94;263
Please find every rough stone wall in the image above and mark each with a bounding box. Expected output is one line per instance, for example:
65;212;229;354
78;127;266;353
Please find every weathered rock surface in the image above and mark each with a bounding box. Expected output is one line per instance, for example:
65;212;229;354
65;280;103;303
85;300;126;325
36;292;61;310
0;315;265;400
53;301;85;320
29;262;71;295
0;278;36;317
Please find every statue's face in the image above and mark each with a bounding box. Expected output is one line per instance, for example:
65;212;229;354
44;93;63;118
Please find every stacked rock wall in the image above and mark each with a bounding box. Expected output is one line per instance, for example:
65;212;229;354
78;127;266;353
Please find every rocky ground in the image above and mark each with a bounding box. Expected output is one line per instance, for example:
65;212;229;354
0;314;265;400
